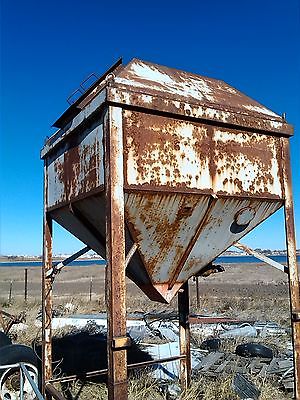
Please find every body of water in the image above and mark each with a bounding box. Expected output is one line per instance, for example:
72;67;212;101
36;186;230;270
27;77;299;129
0;255;298;268
0;259;106;267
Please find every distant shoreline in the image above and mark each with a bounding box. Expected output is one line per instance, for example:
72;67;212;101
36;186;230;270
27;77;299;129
1;255;299;268
1;252;298;263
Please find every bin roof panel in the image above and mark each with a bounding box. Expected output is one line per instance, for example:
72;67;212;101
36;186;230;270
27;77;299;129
52;58;293;136
115;59;278;118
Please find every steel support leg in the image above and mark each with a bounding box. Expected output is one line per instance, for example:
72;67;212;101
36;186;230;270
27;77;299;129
178;281;191;390
196;276;200;309
105;106;128;400
282;138;300;399
42;212;53;399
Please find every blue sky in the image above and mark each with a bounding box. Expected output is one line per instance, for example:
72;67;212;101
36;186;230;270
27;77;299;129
1;0;299;255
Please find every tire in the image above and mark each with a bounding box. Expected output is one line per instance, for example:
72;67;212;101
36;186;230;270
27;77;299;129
200;338;221;352
0;344;40;400
0;332;12;348
235;343;273;358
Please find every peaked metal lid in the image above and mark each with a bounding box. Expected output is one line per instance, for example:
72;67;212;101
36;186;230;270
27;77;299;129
108;58;293;136
114;59;279;117
52;58;293;136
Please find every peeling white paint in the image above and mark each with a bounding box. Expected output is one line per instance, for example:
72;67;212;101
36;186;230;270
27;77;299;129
270;155;281;195
269;120;283;129
131;62;174;84
126;121;211;190
115;60;216;102
243;104;279;117
213;129;282;196
178;198;282;281
125;193;210;283
141;94;153;104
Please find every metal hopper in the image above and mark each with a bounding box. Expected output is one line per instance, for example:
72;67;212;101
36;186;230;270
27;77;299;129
41;58;300;400
41;58;292;304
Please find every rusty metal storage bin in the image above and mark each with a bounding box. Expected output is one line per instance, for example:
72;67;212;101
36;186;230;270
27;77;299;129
41;58;293;303
41;59;300;399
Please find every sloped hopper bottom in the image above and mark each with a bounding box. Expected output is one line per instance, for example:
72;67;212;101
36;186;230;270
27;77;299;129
50;192;282;304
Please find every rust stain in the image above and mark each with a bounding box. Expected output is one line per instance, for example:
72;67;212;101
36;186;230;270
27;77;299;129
114;59;282;122
44;60;289;305
104;59;293;135
281;137;300;398
123;110;283;199
48;127;102;207
125;192;210;284
42;59;298;398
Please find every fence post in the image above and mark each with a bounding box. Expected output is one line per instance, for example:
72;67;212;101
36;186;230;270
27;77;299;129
24;268;28;302
8;280;13;304
89;277;93;302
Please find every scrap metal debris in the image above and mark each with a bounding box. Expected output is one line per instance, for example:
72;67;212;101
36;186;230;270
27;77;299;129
232;372;261;400
193;350;294;392
32;311;294;394
0;310;26;334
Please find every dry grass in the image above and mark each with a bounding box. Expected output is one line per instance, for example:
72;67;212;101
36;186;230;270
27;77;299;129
128;374;166;400
0;263;295;399
191;295;291;328
60;381;108;400
258;380;291;400
195;376;239;400
52;374;292;400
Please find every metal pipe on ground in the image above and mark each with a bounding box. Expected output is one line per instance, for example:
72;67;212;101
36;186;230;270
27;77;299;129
47;355;186;384
45;383;67;400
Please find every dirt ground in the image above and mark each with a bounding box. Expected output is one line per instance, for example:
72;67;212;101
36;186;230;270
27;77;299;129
0;261;291;298
0;262;297;399
0;261;294;324
0;263;288;298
